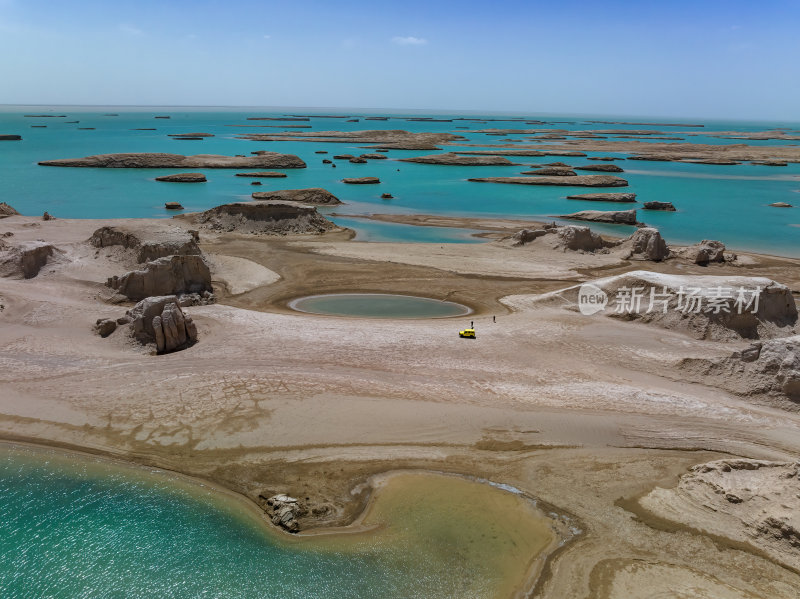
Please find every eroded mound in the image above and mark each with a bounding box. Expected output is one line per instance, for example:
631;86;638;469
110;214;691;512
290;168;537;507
90;225;201;263
251;188;342;205
526;271;797;341
399;152;514;166
680;335;800;405
194;201;337;235
638;459;800;571
39;152;306;169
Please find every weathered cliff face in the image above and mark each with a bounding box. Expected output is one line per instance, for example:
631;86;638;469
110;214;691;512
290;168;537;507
625;227;670;261
194;201;337;235
639;459;800;571
680;335;800;404
126;295;198;354
531;271;797;341
0;241;59;279
90;225;201;263
0;202;20;218
251;188;342;205
107;255;212;301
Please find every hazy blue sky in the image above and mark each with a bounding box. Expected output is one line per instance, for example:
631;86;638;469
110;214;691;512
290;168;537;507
1;0;798;119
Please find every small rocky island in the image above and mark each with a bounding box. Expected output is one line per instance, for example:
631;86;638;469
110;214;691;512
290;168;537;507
38;152;307;169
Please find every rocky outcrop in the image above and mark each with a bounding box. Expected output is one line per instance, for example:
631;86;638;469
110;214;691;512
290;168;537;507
251;188;342;205
639;459;800;570
194;201;337;235
89;225;201;263
381;193;393;199
680;336;800;403
39;152;307;169
0;241;58;279
624;227;670;261
107;255;212;301
359;153;387;159
234;171;287;178
560;209;639;225
348;157;367;163
769;202;793;208
155;172;206;182
263;494;303;532
167;133;214;138
510;223;606;252
520;167;576;176
455;149;546;156
342;177;380;184
643;201;676;211
399;152;514;166
679;240;727;265
574;164;624;172
753;160;789;166
534;271;797;341
237;129;463;151
555;225;605;252
511;229;548;246
543;151;588;157
127;296;198;354
94;318;117;337
566;193;636;202
0;202;20;218
165;202;184;210
469;175;628;187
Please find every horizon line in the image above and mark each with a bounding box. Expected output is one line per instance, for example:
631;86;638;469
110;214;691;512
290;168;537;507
1;103;798;124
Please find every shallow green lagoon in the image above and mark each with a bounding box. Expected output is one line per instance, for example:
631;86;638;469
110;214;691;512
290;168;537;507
0;445;555;599
289;293;471;318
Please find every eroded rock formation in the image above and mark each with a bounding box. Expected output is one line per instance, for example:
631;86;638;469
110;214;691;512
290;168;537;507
0;202;20;218
154;173;207;182
559;209;639;225
251;188;342;205
680;335;800;403
624;227;670;261
193;201;337;235
127;295;198;354
399;152;514;166
469;175;628;187
39;152;306;169
90;225;201;264
0;241;58;279
107;254;212;301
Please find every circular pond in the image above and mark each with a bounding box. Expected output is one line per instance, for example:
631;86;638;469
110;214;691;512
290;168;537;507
288;293;471;319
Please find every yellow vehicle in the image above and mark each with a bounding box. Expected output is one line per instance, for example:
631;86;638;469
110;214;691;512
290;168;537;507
459;328;476;339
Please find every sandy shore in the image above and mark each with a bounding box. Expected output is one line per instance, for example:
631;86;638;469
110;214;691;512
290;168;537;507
1;212;799;597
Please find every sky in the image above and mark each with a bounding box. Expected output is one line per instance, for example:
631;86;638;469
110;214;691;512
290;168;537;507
0;0;798;120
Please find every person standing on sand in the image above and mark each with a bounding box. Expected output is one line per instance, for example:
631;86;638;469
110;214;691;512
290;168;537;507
493;315;496;323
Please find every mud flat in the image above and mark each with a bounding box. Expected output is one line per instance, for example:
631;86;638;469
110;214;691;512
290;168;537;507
1;209;800;598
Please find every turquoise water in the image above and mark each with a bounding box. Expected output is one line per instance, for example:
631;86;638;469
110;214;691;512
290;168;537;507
0;445;526;599
0;106;798;255
289;293;471;318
